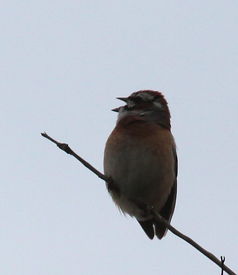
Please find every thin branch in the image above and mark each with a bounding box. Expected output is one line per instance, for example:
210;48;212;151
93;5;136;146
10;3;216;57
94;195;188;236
41;132;237;275
152;213;236;275
221;257;226;275
41;132;111;183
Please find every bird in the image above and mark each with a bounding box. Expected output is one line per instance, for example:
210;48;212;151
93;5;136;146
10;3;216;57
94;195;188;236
103;90;177;239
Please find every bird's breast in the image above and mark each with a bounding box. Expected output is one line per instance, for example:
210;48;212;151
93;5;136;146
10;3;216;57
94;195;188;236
104;122;176;218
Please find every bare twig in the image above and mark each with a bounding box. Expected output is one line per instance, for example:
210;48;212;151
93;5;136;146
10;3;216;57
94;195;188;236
41;132;237;275
152;213;236;275
221;257;226;275
41;132;111;183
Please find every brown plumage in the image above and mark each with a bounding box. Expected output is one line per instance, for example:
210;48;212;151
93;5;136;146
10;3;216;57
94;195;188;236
104;90;177;239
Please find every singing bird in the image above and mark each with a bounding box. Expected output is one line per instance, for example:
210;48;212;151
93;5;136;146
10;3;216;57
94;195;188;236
104;90;177;239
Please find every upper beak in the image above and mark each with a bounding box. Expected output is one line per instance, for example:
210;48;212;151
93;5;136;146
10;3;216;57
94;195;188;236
117;97;129;103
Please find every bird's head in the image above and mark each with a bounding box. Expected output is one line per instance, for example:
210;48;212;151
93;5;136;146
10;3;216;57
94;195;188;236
113;90;171;129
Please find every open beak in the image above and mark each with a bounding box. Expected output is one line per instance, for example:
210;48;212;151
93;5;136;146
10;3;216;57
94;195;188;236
111;97;129;112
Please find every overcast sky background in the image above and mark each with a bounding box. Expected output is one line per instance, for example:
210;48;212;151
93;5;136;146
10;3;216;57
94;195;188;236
1;1;237;274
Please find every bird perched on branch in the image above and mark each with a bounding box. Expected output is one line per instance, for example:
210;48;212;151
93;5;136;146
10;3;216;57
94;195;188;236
104;90;177;239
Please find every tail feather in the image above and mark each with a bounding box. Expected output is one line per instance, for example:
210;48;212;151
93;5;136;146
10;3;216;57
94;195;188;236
137;219;154;239
154;219;167;239
137;181;177;239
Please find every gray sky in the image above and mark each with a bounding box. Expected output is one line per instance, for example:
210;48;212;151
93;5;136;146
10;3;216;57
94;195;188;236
1;1;237;274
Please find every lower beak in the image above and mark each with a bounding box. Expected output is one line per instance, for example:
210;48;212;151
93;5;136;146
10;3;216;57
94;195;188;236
112;107;120;112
